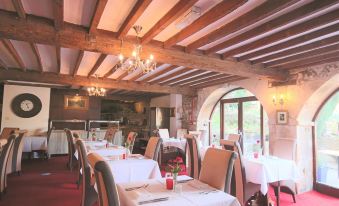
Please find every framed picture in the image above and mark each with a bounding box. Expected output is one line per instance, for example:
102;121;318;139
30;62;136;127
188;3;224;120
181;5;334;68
276;110;288;124
64;95;89;110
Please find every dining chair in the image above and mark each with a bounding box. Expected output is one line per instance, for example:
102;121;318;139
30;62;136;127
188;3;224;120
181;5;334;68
220;139;261;205
176;129;187;139
144;137;162;161
75;140;98;206
88;153;120;206
199;148;237;193
64;128;76;171
6;132;25;175
270;138;297;203
126;132;137;153
0;135;15;199
188;131;202;140
158;129;170;139
185;134;201;179
0;128;19;140
31;127;54;159
104;127;117;143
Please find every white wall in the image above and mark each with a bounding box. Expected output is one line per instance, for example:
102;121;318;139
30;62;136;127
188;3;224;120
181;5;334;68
1;85;51;134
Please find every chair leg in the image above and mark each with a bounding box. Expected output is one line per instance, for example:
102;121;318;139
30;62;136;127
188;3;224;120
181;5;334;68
292;193;296;203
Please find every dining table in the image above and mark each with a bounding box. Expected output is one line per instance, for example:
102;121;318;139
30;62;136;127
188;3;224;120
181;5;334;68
117;175;241;206
162;138;186;151
23;136;48;152
244;155;300;206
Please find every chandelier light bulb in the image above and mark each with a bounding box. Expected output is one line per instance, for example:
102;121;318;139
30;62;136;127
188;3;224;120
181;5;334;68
118;54;124;61
150;54;154;60
132;51;137;57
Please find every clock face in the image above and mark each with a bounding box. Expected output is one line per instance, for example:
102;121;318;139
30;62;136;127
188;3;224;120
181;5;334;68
11;93;42;118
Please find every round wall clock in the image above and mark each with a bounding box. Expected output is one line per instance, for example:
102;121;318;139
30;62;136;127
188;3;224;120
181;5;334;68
11;93;42;118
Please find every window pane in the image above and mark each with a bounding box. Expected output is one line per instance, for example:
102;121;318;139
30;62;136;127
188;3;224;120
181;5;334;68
223;103;239;138
243;101;261;155
210;103;220;145
222;89;254;99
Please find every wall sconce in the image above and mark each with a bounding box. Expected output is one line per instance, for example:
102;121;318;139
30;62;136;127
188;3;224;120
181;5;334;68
272;94;285;106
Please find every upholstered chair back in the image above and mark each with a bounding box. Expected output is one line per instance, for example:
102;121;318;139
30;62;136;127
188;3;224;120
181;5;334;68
76;140;97;206
185;134;201;179
271;138;296;161
158;129;170;139
144;137;162;161
199;148;237;193
220;139;247;203
104;127;117;143
126;132;138;153
7;132;25;175
176;129;187;139
88;153;120;206
0;128;19;140
64;128;76;170
0;135;15;193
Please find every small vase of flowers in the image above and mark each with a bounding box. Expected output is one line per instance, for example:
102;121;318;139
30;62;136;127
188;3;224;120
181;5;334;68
91;129;97;141
167;161;182;190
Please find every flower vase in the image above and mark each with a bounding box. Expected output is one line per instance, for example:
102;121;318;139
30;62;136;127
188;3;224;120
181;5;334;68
172;172;178;191
125;147;131;157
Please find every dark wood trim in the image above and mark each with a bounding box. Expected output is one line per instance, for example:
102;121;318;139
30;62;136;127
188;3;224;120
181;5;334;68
56;46;61;73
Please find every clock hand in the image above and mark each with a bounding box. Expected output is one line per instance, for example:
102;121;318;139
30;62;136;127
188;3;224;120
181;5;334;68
26;103;30;109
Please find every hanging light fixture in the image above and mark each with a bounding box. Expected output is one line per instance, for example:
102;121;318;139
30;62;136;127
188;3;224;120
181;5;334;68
118;25;156;74
87;75;106;96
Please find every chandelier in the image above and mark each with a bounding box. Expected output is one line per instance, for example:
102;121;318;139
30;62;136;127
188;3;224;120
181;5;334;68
118;25;156;74
87;75;106;96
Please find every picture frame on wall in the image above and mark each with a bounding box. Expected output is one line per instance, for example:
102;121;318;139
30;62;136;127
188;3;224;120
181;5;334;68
64;95;89;110
276;110;288;124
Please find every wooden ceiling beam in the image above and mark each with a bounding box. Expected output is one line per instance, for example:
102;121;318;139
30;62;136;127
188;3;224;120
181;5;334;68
89;0;108;34
164;0;247;48
171;72;219;86
264;44;339;68
73;50;84;76
116;71;129;80
141;65;178;82
141;0;198;44
0;57;8;69
275;50;339;70
192;76;247;88
117;0;152;39
87;54;107;77
103;64;119;78
11;0;26;19
0;69;195;95
53;0;64;30
56;46;61;73
1;39;25;70
251;34;339;64
161;70;206;85
185;0;298;52
206;0;338;54
129;71;145;81
29;43;43;72
181;74;230;86
0;10;287;81
289;57;339;74
222;8;339;58
150;67;192;84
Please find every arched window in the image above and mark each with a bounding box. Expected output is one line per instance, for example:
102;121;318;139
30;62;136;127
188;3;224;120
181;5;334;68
209;88;269;155
314;89;339;193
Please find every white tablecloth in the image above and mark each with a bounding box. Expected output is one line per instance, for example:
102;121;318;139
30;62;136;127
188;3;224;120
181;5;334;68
162;138;186;151
244;156;300;194
117;175;240;206
23;136;48;152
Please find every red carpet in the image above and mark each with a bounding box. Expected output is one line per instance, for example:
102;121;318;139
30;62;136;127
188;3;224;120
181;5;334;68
0;156;338;206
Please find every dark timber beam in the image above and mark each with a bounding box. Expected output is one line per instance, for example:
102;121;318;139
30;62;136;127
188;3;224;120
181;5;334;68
53;0;64;30
73;50;84;76
11;0;26;19
29;43;43;72
89;0;108;34
0;10;287;81
1;39;25;70
87;54;107;77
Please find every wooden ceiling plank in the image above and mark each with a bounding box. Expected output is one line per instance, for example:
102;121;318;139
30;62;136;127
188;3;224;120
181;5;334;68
0;11;286;81
222;8;339;58
141;65;178;82
192;76;247;88
0;57;8;69
171;72;219;86
264;43;339;68
150;67;192;84
73;50;84;76
164;0;247;48
182;74;230;86
251;34;339;64
117;0;152;39
54;0;64;30
141;0;198;44
11;0;26;19
89;0;108;34
29;43;43;72
206;0;338;55
129;71;145;81
88;54;107;77
161;70;206;85
56;46;61;73
185;0;298;52
103;65;119;78
0;69;195;95
1;39;25;70
275;50;339;70
289;57;339;73
116;71;129;80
